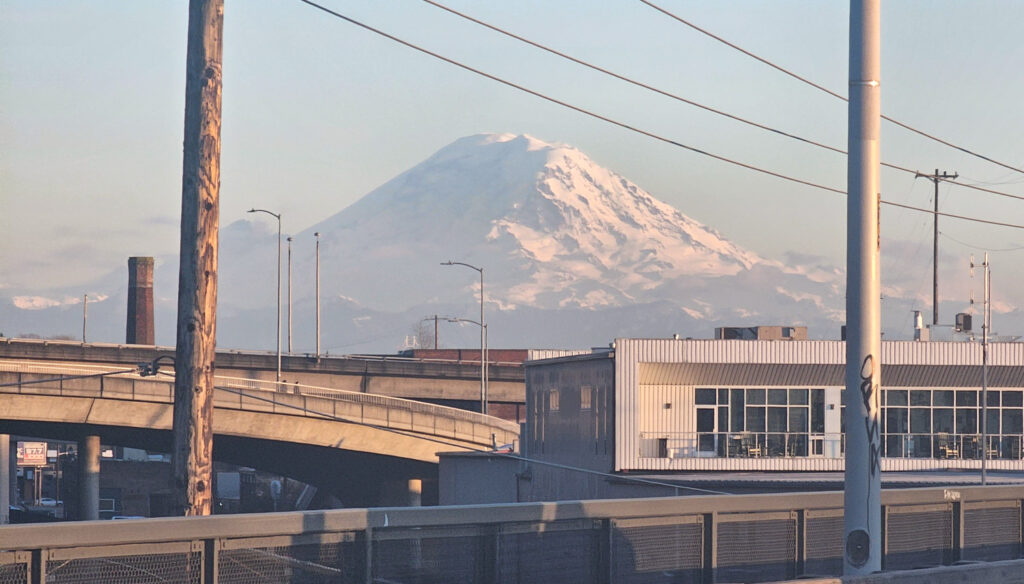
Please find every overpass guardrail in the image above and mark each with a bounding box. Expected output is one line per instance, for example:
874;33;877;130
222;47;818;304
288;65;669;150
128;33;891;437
0;485;1022;583
0;360;519;450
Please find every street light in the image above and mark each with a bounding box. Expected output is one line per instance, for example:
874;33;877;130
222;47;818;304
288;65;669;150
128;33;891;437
314;232;321;359
446;318;487;414
286;236;293;354
248;208;282;382
441;261;486;414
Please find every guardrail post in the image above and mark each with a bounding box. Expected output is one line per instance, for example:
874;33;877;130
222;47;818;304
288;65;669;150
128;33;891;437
796;509;806;577
1020;498;1024;559
363;526;374;584
597;519;612;584
950;500;963;564
702;512;716;584
203;538;218;584
482;524;499;584
880;504;888;571
30;548;45;584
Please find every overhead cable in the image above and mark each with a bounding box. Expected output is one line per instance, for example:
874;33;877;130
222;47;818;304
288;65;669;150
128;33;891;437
638;0;1024;178
423;0;1024;204
296;0;1024;230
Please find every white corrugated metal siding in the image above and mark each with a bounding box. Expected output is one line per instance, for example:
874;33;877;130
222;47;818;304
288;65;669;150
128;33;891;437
614;338;1024;472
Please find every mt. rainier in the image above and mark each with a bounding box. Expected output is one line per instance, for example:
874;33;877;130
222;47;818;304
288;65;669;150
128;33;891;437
6;133;1007;350
268;133;826;320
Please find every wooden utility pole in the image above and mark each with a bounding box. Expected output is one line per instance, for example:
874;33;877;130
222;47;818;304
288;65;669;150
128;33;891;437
915;168;958;325
173;0;224;517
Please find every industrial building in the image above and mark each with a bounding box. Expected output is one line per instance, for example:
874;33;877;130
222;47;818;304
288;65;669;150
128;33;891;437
442;335;1024;504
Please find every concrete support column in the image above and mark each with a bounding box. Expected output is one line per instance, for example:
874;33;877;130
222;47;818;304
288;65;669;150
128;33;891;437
8;439;16;507
0;435;9;524
379;478;423;507
407;479;422;507
79;435;100;520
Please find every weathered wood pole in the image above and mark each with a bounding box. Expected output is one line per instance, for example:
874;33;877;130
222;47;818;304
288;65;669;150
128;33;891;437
173;0;223;516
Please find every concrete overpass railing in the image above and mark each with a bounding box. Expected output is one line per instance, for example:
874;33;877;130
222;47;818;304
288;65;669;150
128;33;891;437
0;360;519;454
0;485;1023;583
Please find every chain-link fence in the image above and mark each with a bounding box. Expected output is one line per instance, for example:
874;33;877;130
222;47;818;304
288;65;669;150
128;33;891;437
4;486;1024;583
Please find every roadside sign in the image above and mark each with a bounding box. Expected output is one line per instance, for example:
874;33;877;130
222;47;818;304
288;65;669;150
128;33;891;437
17;442;47;466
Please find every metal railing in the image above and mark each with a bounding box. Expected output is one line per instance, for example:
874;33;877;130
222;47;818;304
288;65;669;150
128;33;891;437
0;337;525;367
640;431;845;459
0;361;518;449
0;485;1022;583
881;432;1023;460
640;431;1024;462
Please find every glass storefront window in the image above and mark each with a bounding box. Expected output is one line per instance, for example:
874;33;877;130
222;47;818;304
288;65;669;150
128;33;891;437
789;408;808;432
746;407;766;432
956;409;977;434
987;390;1000;407
767;407;787;432
957;391;978;407
887;390;908;406
910;390;930;406
910;408;930;433
934;409;954;433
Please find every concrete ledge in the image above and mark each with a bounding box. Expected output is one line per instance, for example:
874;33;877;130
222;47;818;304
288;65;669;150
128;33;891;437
771;558;1024;584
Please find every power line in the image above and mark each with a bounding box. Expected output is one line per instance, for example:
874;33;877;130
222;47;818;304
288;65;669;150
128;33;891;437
423;0;1024;205
295;0;1024;231
296;0;843;196
638;0;1024;178
422;0;845;156
939;231;1024;253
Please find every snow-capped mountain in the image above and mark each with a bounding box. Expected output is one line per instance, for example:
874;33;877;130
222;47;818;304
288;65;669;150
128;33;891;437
256;133;803;314
10;132;918;351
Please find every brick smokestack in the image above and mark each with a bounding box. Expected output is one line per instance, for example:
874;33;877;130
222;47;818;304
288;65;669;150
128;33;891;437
126;257;155;345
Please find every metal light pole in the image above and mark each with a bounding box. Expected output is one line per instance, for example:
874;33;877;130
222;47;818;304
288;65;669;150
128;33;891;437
977;253;991;485
844;0;882;575
286;236;293;354
314;232;321;359
82;294;88;343
446;318;487;413
441;261;486;414
248;208;282;382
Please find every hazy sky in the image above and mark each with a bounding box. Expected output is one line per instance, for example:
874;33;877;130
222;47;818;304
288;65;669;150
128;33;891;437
4;1;1024;314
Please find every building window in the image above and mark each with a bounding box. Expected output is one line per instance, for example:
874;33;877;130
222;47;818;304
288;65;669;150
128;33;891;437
549;389;560;412
688;387;823;458
581;386;593;410
881;388;1024;460
695;388;716;405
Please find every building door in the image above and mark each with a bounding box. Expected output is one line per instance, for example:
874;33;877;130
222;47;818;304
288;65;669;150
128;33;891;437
697;407;717;454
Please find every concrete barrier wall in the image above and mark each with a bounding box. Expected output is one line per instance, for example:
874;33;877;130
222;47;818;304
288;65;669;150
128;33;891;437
772;558;1024;583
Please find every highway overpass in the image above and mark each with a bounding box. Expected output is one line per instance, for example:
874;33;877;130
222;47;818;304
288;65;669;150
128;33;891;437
0;359;519;507
0;338;526;420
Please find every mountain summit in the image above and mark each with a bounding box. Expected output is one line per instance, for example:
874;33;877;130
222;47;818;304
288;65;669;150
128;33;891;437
297;133;777;313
